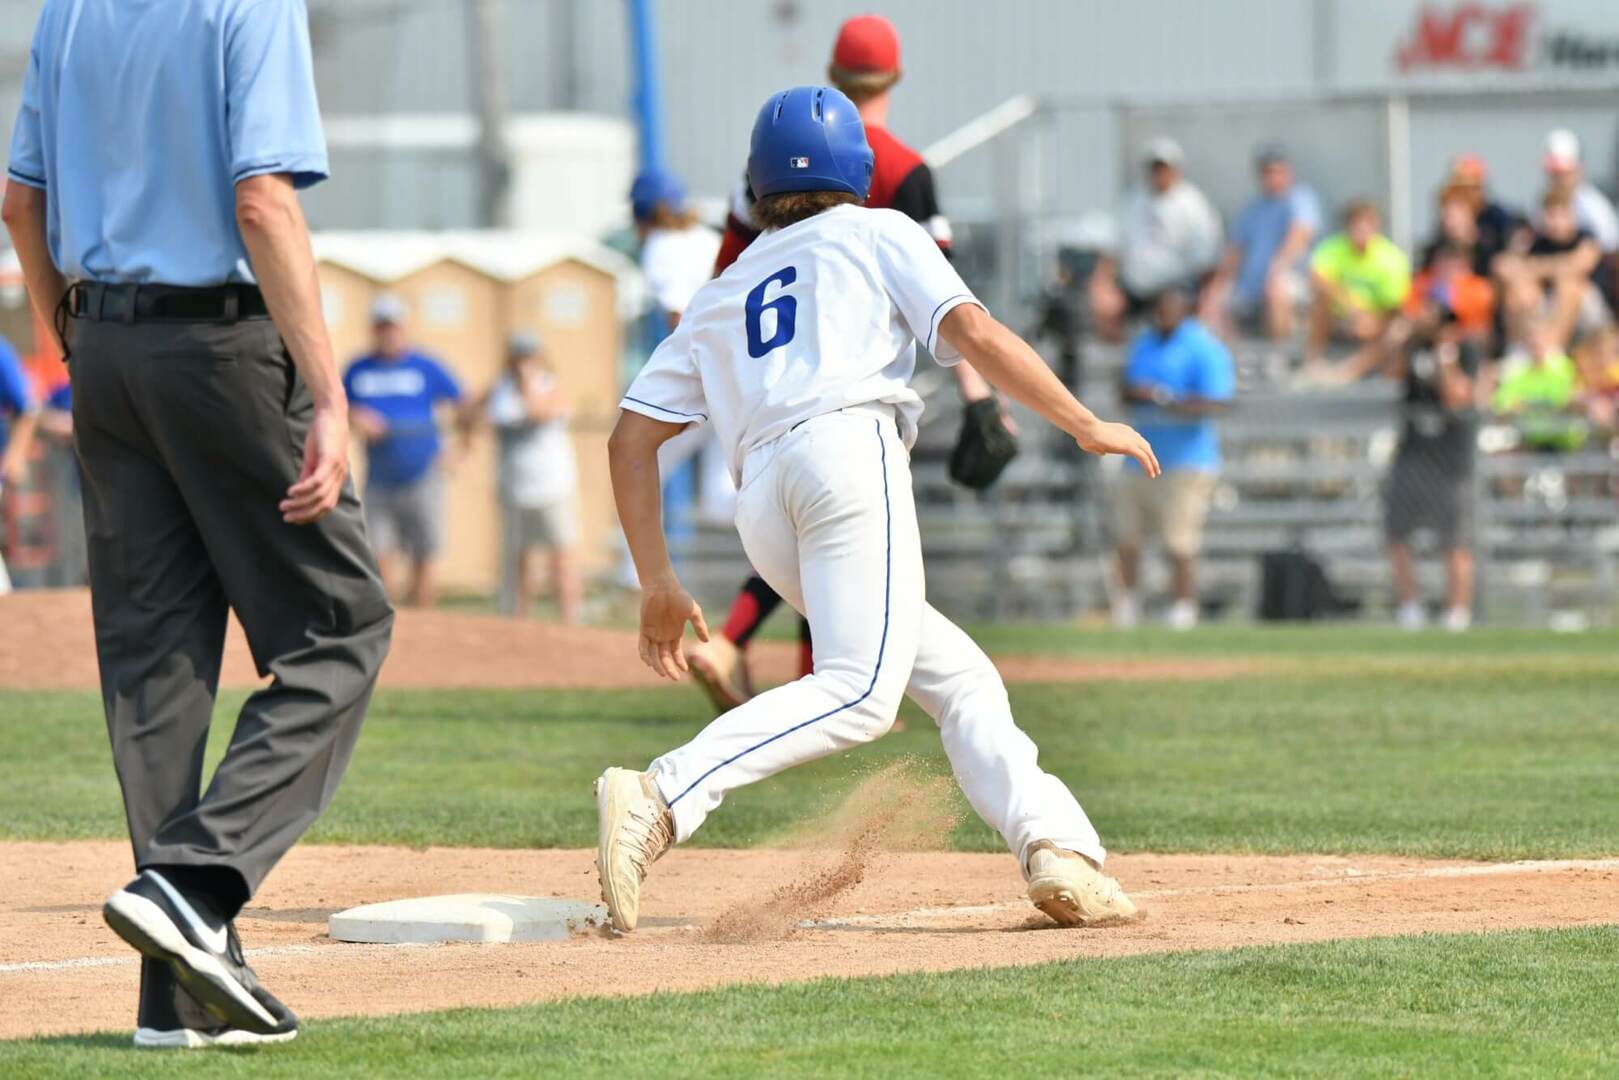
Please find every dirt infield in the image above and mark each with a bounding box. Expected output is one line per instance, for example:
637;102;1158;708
7;591;1608;1041
0;588;1255;690
3;840;1616;1039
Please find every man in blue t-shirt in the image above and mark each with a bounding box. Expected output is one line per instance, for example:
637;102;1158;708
1110;288;1236;630
343;295;463;607
1203;143;1322;342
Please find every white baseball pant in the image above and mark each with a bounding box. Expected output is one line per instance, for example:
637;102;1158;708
650;406;1106;872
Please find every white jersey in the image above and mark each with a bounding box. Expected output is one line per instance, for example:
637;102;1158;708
620;204;981;483
640;224;722;317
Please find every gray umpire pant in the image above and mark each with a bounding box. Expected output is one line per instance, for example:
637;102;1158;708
70;312;392;911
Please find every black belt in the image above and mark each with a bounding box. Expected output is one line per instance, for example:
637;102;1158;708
68;282;270;323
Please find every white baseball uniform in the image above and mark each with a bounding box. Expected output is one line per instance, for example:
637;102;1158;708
620;204;1106;871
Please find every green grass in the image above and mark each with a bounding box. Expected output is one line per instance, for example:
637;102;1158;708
4;625;1615;858
7;928;1618;1077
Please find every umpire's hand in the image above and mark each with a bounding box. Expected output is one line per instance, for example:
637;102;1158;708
280;403;350;524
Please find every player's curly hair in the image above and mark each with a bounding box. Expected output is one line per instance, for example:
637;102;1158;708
828;65;900;104
751;190;862;230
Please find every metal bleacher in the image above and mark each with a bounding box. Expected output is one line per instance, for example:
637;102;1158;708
671;338;1619;628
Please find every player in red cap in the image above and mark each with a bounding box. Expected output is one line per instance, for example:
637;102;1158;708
687;13;1001;713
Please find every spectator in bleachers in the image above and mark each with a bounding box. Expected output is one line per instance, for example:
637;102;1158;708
344;294;464;609
1202;143;1322;343
1577;342;1619;436
1493;318;1587;453
1496;190;1609;352
1441;154;1525;265
1382;293;1484;633
1110;288;1235;630
1541;130;1619;257
472;330;583;623
1408;243;1496;342
1420;182;1515;279
1305;200;1410;370
1088;137;1223;342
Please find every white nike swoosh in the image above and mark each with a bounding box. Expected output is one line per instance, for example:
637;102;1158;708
144;870;229;954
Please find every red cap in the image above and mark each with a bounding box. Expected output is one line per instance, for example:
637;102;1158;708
1450;154;1487;183
832;14;901;74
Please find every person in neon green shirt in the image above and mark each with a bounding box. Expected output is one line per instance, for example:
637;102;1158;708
1493;319;1588;451
1307;200;1411;369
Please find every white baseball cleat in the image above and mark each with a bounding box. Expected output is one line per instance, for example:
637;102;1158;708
595;768;673;933
1025;842;1142;927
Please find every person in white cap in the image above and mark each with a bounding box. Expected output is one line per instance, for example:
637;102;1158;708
1089;137;1223;342
1542;128;1619;255
470;330;583;623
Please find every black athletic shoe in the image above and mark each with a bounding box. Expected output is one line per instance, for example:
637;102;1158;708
103;870;297;1037
133;953;298;1049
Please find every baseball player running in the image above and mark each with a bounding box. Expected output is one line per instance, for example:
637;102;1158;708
685;14;1008;712
598;86;1159;933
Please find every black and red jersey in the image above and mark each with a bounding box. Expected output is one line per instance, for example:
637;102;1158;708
713;122;952;275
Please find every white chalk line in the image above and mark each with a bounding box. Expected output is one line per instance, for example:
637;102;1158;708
5;857;1616;972
800;856;1619;930
0;941;430;976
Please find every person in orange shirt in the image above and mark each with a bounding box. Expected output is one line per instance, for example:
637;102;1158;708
1407;244;1495;340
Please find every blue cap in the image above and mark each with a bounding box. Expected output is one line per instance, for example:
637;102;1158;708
747;86;874;202
629;168;687;223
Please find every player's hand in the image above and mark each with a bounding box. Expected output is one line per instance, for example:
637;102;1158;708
1076;420;1161;477
351;406;388;444
638;580;710;680
0;451;26;487
281;403;350;524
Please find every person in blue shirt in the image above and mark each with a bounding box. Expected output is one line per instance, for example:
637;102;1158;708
0;333;39;492
1110;288;1236;630
1203;143;1323;343
343;295;463;608
0;334;41;594
4;0;392;1047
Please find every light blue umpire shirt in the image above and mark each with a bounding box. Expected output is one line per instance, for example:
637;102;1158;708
6;0;328;287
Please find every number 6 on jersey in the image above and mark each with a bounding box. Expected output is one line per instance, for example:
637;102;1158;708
745;266;798;358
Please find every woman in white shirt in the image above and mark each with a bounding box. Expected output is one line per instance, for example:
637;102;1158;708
472;331;582;622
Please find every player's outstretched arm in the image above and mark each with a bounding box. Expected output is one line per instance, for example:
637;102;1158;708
937;304;1161;477
608;410;711;678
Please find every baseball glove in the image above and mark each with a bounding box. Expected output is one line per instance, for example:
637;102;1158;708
948;398;1018;490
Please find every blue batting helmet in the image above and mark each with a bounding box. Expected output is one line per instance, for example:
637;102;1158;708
747;86;874;202
629;168;687;223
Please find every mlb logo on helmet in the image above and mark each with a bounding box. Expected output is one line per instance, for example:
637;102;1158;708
789;156;810;168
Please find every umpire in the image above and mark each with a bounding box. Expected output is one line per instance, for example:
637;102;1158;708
4;0;391;1049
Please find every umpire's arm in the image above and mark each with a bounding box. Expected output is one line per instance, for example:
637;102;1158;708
236;173;350;525
2;184;68;353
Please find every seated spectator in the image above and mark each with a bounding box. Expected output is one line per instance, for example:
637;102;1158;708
1542;129;1619;257
1408;243;1495;342
1202;143;1322;342
1492;318;1587;453
1088;137;1222;342
1419;182;1516;279
1497;191;1608;351
1306;200;1411;368
470;331;583;624
1382;310;1484;633
1574;332;1619;437
1441;154;1526;264
1110;288;1235;631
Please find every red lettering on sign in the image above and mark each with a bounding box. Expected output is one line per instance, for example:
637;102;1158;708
1396;3;1537;71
